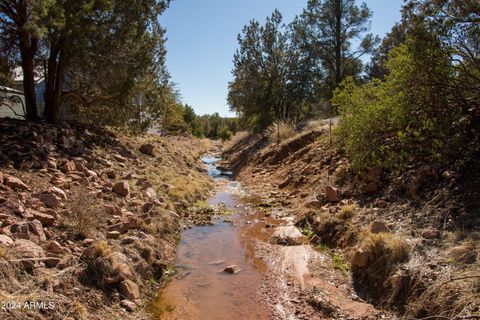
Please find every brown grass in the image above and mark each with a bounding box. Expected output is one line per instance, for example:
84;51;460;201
406;260;480;318
66;188;107;239
337;204;357;220
264;121;296;144
352;231;410;303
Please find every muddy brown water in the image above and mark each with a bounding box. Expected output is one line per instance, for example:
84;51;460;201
150;156;281;320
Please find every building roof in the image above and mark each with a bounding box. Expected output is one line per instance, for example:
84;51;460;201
12;66;45;84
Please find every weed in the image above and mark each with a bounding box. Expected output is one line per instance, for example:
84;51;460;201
332;254;349;273
264;121;296;144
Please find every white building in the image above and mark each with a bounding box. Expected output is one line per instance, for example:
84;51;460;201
12;66;46;117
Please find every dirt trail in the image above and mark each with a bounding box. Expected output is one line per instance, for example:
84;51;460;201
152;154;379;320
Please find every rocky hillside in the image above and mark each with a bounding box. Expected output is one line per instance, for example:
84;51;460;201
221;126;479;319
0;119;213;319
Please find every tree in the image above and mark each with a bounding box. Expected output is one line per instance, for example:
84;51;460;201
367;22;407;79
1;0;172;127
0;0;54;120
40;0;170;123
228;10;323;131
296;0;378;95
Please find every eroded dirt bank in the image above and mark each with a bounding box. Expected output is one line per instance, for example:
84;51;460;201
0;119;215;319
219;126;479;319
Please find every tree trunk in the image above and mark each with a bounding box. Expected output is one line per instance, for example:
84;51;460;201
334;0;343;88
18;0;37;120
19;36;37;120
45;38;67;123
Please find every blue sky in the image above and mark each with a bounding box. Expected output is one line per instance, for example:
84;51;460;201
160;0;404;117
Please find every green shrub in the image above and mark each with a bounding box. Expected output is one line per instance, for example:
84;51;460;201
333;41;464;171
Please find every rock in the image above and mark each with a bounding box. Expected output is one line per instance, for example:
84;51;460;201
139;143;155;156
47;159;57;169
223;265;241;274
51;186;67;200
112;181;129;197
31;211;55;226
39;193;61;209
114;154;127;163
374;199;387;208
45;241;64;254
5;176;30;191
61;161;76;173
364;182;378;193
325;186;340;202
45;257;60;268
118;280;140;301
0;234;14;247
368;221;390;234
441;170;453;180
108;221;132;234
421;228;440;239
28;220;46;241
309;234;320;244
10;223;30;239
0;171;3;184
121;237;139;245
271;226;303;245
105;170;116;179
107;231;121;239
120;299;137;312
366;167;382;182
142;202;154;213
14;239;45;270
352;249;370;268
145;187;157;199
305;200;322;209
278;177;291;189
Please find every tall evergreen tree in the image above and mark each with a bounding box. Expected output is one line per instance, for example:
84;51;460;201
295;0;378;95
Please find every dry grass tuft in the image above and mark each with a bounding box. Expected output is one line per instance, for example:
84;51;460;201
447;239;478;265
352;231;410;302
337;204;357;220
406;262;480;318
66;188;107;239
264;121;296;144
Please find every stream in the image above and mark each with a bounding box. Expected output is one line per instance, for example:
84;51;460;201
150;155;279;319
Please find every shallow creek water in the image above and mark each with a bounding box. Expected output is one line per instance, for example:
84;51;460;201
151;155;281;319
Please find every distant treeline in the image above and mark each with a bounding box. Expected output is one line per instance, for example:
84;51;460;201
164;104;240;140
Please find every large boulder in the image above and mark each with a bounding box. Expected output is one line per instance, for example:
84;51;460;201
271;226;303;246
5;176;30;191
139;144;155;156
112;181;130;197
